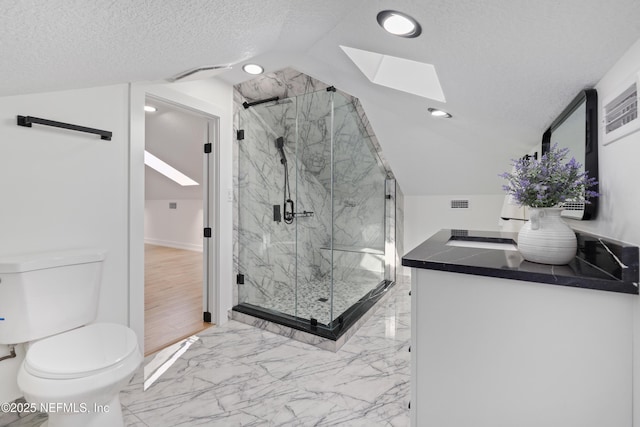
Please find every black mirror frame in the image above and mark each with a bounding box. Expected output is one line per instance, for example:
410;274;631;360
542;89;599;220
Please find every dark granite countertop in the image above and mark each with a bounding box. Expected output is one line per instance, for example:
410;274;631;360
402;229;639;295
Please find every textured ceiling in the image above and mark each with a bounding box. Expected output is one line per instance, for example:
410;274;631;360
2;0;640;195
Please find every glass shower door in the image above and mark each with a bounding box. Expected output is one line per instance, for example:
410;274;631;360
294;90;334;325
237;98;298;317
330;92;387;323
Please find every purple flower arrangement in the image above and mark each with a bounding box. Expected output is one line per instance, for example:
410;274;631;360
500;144;599;208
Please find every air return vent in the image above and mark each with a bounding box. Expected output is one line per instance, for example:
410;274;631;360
450;199;469;209
605;82;637;135
604;76;640;144
168;65;231;82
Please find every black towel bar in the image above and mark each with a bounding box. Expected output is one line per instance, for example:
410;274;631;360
17;115;112;141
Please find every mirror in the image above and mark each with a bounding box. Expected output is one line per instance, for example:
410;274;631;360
542;89;599;220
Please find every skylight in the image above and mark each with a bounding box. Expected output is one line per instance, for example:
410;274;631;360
144;151;199;186
340;45;445;102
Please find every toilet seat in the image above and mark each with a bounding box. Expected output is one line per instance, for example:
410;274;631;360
24;323;138;380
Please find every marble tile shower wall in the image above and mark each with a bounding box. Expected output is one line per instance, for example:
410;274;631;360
331;96;386;254
235;68;331;105
296;91;386;286
293;91;334;286
233;68;402;322
234;68;396;178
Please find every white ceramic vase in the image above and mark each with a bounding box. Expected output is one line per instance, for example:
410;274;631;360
517;207;577;265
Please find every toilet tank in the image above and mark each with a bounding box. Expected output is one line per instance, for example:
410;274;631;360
0;249;106;345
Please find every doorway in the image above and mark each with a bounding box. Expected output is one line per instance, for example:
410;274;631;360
143;97;215;356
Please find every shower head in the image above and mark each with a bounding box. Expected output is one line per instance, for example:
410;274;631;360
275;137;287;164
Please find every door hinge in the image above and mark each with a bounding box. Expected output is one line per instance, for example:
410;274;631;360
203;311;212;323
237;129;245;140
237;274;244;284
204;143;212;153
204;227;212;238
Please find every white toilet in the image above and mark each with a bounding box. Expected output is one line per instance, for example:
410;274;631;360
0;250;142;427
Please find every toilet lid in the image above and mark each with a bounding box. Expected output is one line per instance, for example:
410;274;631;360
24;323;139;379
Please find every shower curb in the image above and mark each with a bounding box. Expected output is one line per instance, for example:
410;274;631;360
231;280;400;352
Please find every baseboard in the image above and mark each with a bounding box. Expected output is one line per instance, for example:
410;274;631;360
144;239;202;252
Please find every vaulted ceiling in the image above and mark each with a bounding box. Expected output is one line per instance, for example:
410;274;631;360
3;0;640;195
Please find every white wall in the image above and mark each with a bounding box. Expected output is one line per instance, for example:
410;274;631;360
0;85;130;403
144;199;203;251
403;194;505;252
564;37;640;426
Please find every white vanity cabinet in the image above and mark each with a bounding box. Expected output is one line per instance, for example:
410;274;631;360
404;229;639;427
410;269;633;427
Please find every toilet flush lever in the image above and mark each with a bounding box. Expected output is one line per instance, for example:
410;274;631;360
0;344;16;362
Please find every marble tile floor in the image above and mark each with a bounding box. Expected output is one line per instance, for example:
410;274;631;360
4;280;410;427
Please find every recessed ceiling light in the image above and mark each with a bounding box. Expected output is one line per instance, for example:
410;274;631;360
428;108;452;118
243;64;264;75
144;105;157;112
377;10;422;38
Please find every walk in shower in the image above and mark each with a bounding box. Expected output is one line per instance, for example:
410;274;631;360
233;84;396;341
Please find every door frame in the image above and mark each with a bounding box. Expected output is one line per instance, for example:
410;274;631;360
129;83;227;352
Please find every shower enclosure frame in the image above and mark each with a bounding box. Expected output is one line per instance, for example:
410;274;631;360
233;86;397;342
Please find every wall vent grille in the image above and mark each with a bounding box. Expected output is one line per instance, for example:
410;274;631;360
605;82;637;135
450;199;469;209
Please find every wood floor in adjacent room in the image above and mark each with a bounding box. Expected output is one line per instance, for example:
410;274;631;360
144;244;213;356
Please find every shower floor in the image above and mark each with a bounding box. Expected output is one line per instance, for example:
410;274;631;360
248;276;383;326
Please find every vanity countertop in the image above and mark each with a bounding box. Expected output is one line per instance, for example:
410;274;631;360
402;229;639;295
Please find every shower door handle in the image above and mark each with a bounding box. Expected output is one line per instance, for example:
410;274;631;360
294;211;314;218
